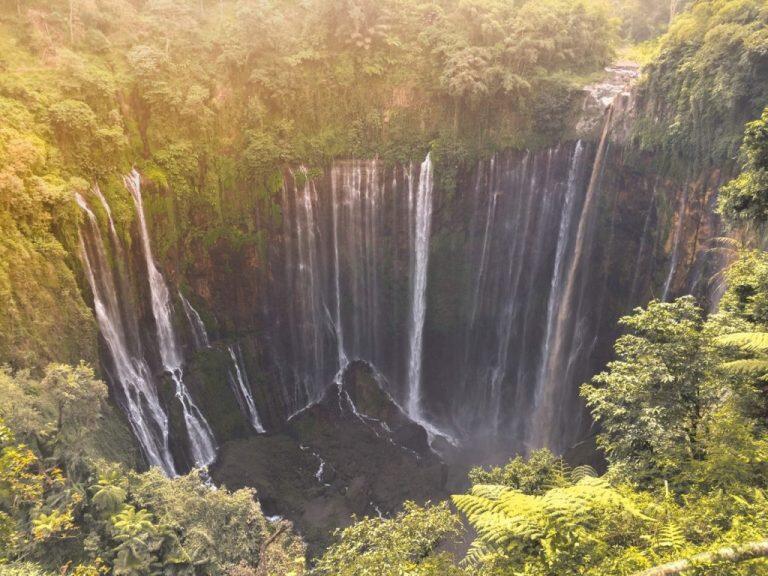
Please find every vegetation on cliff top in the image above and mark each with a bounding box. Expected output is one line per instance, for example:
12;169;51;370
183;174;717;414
2;0;768;574
0;0;625;367
633;0;768;171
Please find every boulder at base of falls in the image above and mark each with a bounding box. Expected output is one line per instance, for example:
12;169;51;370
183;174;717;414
210;360;450;556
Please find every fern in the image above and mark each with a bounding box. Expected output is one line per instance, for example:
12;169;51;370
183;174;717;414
720;359;768;376
570;465;598;483
654;520;686;552
716;332;768;377
716;332;768;354
453;475;651;568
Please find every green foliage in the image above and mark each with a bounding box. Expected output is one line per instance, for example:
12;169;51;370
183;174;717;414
581;297;714;484
468;449;569;494
453;476;650;574
311;502;463;576
717;331;768;377
0;412;306;576
718;249;768;325
612;0;671;41
719;107;768;225
0;363;136;469
0;0;623;363
634;0;768;169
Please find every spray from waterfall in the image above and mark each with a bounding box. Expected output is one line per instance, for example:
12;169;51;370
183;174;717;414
125;170;217;468
75;193;176;475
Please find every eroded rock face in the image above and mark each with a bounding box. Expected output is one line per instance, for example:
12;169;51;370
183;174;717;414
211;361;450;555
89;62;731;497
574;62;641;140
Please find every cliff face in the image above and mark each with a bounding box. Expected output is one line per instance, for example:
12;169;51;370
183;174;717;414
75;65;732;477
153;71;730;464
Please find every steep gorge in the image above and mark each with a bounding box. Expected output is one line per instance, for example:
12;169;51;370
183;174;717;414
74;65;728;496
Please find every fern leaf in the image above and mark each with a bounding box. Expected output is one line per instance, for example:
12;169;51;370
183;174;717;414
570;465;598;483
720;359;768;376
716;332;768;354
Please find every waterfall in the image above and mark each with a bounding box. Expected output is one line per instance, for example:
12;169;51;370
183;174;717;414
630;192;657;303
662;184;689;301
227;344;266;433
92;184;118;237
283;167;327;408
487;153;535;436
271;113;692;453
125;170;217;468
329;160;390;368
468;157;498;330
75;193;176;475
179;292;211;350
406;153;434;425
330;168;347;368
528;106;616;451
533;141;586;429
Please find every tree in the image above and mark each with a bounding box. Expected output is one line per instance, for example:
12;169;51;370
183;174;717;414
312;502;463;576
719;107;768;225
581;297;713;484
0;363;107;465
467;449;569;494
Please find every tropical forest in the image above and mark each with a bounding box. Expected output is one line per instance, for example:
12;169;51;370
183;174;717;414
1;0;768;574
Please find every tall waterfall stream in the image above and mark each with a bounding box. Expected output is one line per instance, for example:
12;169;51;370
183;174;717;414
77;87;722;473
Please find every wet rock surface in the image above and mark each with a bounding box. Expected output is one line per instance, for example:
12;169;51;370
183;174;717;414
211;361;454;555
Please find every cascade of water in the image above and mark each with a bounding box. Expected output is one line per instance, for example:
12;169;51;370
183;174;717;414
406;153;434;425
125;170;217;468
367;162;381;364
330;168;348;368
277;136;669;449
227;344;266;432
468;157;498;330
92;184;118;237
179;292;211;350
529;106;615;451
629;192;657;304
75;193;176;475
487;154;535;435
329;161;390;368
291;168;326;403
662;184;689;301
92;183;149;358
533;141;586;422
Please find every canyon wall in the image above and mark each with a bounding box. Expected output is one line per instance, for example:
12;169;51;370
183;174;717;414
77;76;729;472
